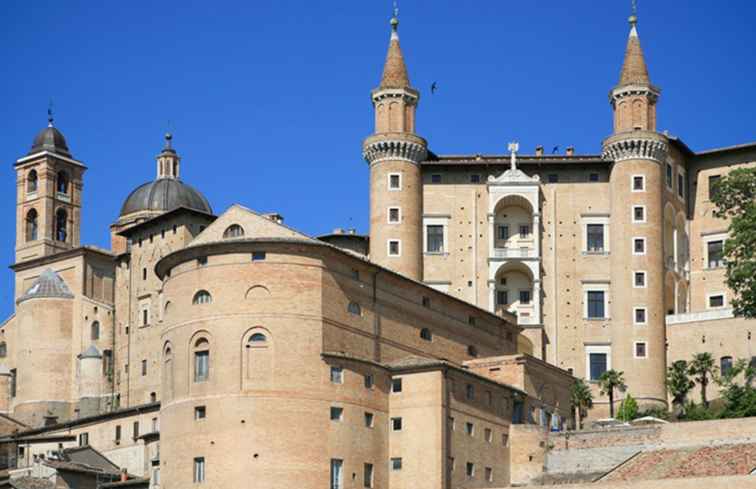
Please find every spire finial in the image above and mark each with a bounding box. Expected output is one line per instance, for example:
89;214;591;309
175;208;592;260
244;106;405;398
629;0;638;27
390;1;399;39
47;99;54;127
164;132;173;150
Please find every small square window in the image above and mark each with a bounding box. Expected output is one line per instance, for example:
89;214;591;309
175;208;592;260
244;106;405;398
632;175;645;191
633;238;646;255
633;206;645;223
389;174;401;190
709;295;725;308
548;174;559;183
364;374;374;389
470;174;481;183
634;271;646;288
391;458;402;471
251;251;266;261
330;367;344;384
519;290;532;305
431;174;442;184
197;257;207;267
635;342;647;358
194;406;206;420
330;406;343;421
364;412;374;428
388;207;400;223
634;307;647;325
589;173;599;182
484;428;493;443
388;240;400;257
465;422;474;436
391;378;403;393
391;417;403;431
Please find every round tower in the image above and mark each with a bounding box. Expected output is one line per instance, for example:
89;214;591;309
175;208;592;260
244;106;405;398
602;12;668;413
78;345;104;418
13;269;75;426
362;11;427;280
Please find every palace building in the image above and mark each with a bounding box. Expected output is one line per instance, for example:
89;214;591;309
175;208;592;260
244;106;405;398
0;7;754;489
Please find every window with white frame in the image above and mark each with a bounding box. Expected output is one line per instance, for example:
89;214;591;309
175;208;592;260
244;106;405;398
583;283;609;319
633;271;646;288
633;237;646;255
330;406;343;421
585;345;611;381
708;293;726;309
388;173;401;191
331;459;343;489
587;224;605;253
193;457;205;483
631;174;645;192
423;216;449;254
634;342;647;359
632;206;646;223
390;458;402;471
387;240;400;257
388;207;401;224
706;239;725;268
582;215;610;253
633;307;647;325
330;366;343;384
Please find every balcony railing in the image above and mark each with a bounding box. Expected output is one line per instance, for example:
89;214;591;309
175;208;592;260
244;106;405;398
492;247;537;259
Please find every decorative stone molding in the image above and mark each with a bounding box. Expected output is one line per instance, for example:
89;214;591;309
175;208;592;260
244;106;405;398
602;134;668;163
371;87;419;105
362;134;427;165
609;84;661;107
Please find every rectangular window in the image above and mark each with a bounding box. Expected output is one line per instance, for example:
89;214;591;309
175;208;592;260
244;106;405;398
466;384;474;400
330;459;343;489
194;351;209;382
586;224;605;252
519;224;530;238
391;458;402;471
79;432;89;446
389;173;401;190
497;225;509;240
426;225;444;253
363;463;374;488
465;422;474;436
391;417;403;431
587;291;605;319
470;174;481;183
431;174;442;184
195;406;207;420
484;428;493;443
512;400;524;424
634;271;646;288
519;290;532;305
115;425;121;443
708;175;721;200
388;240;400;257
251;251;266;261
485;467;494;482
632;175;645;191
707;240;724;268
634;307;647;325
388;207;400;223
677;173;684;198
141;359;147;376
633;206;645;223
330;407;343;421
449;416;455;430
666;163;673;188
468;316;476;326
548;174;558;183
330;367;344;384
133;421;139;439
496;290;508;306
709;294;725;308
152;417;159;432
466;462;475;478
391;378;402;393
633;237;646;255
364;412;374;428
193;457;205;483
422;296;430;308
589;353;607;380
635;342;647;358
364;374;374;389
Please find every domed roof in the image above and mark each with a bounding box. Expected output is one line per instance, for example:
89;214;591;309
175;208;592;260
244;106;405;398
28;125;72;158
17;269;74;305
119;178;212;217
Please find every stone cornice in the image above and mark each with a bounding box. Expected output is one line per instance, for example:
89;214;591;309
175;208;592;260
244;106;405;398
602;131;668;163
370;87;420;105
362;133;428;165
609;83;661;106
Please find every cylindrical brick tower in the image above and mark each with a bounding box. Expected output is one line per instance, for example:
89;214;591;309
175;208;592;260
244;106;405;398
362;12;426;280
602;13;668;412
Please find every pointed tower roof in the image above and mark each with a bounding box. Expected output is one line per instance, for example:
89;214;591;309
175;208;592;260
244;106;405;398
16;268;74;304
379;13;411;89
618;15;650;86
79;345;102;359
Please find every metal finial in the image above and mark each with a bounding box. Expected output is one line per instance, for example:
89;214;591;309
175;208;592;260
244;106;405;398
164;132;173;149
390;1;399;34
47;99;54;127
629;0;638;25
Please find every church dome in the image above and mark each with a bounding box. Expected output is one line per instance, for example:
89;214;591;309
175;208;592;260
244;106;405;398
29;125;72;158
119;178;212;217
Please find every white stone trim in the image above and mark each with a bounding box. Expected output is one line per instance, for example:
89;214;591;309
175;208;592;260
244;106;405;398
423;216;449;254
632;205;646;224
585;344;612;381
583;282;611;320
602;137;667;163
666;308;734;325
702;233;727;269
387;239;401;257
387;173;402;191
631;174;646;193
632;270;647;289
633;306;647;326
363;139;427;165
387;207;401;224
706;291;727;310
16;151;86;168
632;237;646;256
581;216;611;254
633;341;648;359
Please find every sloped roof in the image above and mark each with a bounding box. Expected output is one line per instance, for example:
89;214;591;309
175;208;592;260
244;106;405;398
16;269;74;305
618;21;650;86
379;18;410;89
79;345;102;359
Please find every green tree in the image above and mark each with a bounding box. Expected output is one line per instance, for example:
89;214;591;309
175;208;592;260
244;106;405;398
598;370;627;418
666;360;694;416
716;358;756;419
689;353;717;408
617;393;639;422
710;167;756;318
570;378;593;430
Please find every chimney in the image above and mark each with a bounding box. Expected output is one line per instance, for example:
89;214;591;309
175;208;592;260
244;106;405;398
566;146;575;156
535;146;544;157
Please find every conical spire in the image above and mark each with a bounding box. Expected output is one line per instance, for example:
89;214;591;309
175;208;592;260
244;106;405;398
618;14;650;86
379;10;411;89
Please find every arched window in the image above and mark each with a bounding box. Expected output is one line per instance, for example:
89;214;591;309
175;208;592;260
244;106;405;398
26;209;38;242
223;224;244;239
0;342;6;358
55;209;68;242
248;333;267;343
347;302;361;316
91;321;100;341
467;345;478;358
192;290;212;305
720;356;733;376
193;338;210;382
244;329;272;387
27;170;38;193
57;171;69;194
420;328;432;341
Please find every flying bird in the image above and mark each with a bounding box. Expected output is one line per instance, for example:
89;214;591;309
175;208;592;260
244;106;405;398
431;82;438;94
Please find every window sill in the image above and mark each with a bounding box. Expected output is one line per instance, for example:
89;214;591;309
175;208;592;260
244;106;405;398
584;317;610;321
424;252;448;256
583;251;609;256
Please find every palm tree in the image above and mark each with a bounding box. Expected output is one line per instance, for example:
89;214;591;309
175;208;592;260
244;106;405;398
571;378;594;430
689;353;717;408
598;370;627;419
666;360;694;416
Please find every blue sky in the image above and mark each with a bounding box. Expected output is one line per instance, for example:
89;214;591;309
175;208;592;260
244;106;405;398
1;1;754;318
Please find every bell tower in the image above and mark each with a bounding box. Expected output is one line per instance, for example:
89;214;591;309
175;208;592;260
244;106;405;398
14;113;85;263
362;10;427;280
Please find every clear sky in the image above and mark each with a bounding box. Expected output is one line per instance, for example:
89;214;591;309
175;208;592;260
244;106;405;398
1;1;754;318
